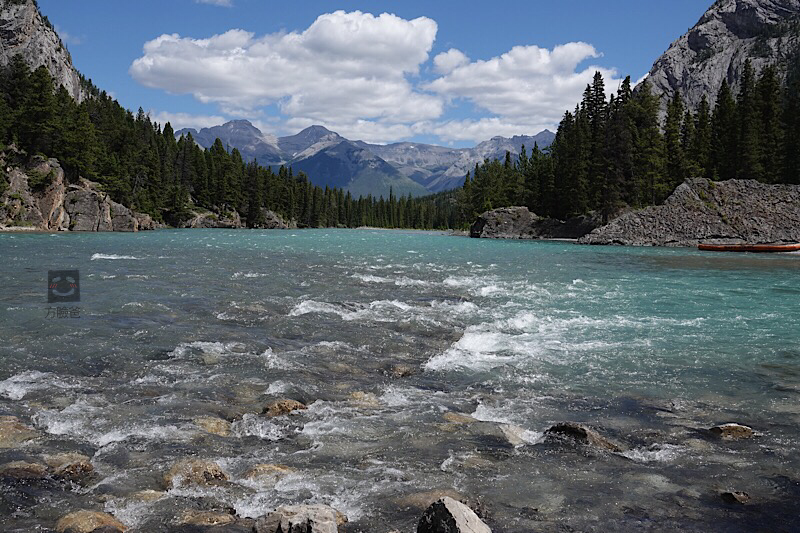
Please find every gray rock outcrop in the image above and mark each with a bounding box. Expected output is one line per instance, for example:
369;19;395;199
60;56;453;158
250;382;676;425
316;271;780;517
1;149;161;232
579;178;800;246
544;422;623;452
642;0;800;118
181;210;243;229
470;206;601;239
417;497;492;533
0;0;85;102
253;504;344;533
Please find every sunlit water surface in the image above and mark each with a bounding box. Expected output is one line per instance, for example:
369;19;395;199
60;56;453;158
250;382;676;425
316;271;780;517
1;229;799;532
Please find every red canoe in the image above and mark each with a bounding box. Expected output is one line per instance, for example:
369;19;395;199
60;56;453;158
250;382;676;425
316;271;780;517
698;243;800;253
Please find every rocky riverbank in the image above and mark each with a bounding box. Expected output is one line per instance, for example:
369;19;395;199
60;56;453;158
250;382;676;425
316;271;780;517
0;148;161;232
579;178;800;246
469;206;601;240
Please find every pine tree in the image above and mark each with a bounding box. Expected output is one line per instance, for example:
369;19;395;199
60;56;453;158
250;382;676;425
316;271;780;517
692;95;712;178
19;66;56;155
755;65;783;183
663;90;686;195
736;60;762;180
711;81;738;180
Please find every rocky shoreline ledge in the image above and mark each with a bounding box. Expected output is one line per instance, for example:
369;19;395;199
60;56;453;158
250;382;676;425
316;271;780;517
469;179;800;247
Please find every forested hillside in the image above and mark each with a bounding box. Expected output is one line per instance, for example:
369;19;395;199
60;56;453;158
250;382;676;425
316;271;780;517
0;58;462;229
458;56;800;225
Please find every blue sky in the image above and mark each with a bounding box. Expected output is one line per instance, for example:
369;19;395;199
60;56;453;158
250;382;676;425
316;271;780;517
40;0;710;146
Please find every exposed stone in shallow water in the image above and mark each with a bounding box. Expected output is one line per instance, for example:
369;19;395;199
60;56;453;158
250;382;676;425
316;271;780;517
164;459;229;488
177;509;236;527
45;452;93;482
545;422;623;452
253;503;344;533
417;496;492;533
262;398;307;417
721;491;751;504
193;416;232;437
709;423;755;440
243;463;293;482
0;460;48;480
0;415;39;448
55;510;126;533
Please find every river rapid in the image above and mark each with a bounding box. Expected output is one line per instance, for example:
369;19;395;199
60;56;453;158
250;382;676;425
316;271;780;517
1;229;799;532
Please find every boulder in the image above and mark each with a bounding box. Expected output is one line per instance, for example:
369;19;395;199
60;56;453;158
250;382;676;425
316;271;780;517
177;510;236;527
470;206;602;239
709;423;755;440
262;399;307;417
0;415;40;448
182;211;243;229
109;201;138;232
44;452;94;482
256;209;290;229
544;422;622;452
580;179;800;247
55;511;126;533
193;416;232;437
253;504;344;533
721;491;751;504
0;460;48;480
64;185;113;231
243;463;293;482
164;459;228;488
417;497;492;533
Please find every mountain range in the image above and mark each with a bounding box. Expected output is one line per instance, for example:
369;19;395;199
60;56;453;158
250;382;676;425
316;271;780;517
176;121;555;198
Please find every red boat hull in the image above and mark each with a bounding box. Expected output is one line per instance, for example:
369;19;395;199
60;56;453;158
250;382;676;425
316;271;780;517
698;243;800;253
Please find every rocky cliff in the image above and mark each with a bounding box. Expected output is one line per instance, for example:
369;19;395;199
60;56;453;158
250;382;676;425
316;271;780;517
579;178;800;246
0;0;84;102
469;206;602;240
643;0;800;114
0;148;159;231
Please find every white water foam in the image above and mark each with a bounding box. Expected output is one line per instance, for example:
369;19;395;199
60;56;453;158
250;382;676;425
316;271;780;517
620;444;685;463
0;371;76;401
232;414;286;441
90;253;142;260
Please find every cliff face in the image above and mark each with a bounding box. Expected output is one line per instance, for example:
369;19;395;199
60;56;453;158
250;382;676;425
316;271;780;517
643;0;800;114
469;206;602;240
0;0;84;101
579;178;800;246
0;148;159;231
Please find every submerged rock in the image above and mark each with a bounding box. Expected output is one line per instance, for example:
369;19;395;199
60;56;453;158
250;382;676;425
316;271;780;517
253;503;345;533
262;398;307;417
243;463;293;483
177;510;236;527
164;459;228;488
44;452;94;482
55;511;126;533
417;496;492;533
0;460;48;480
0;415;39;448
545;422;623;452
721;491;751;504
709;423;755;440
193;416;232;437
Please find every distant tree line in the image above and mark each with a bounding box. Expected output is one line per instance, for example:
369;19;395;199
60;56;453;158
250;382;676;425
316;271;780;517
2;49;798;231
0;56;460;229
459;56;800;223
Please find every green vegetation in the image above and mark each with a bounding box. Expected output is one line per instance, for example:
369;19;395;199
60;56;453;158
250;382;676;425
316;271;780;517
1;47;798;230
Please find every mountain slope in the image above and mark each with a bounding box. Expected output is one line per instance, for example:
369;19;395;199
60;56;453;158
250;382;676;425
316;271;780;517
176;120;283;165
0;0;84;102
643;0;800;113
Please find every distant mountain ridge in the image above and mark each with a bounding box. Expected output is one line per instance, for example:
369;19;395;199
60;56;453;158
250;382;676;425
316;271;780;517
176;121;555;197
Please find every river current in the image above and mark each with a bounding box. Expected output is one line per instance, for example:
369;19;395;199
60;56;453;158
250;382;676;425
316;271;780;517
1;229;799;532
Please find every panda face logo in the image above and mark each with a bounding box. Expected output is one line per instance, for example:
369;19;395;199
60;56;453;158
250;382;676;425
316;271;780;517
48;270;80;303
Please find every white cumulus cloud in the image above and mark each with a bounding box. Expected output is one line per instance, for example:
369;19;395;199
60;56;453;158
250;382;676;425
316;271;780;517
147;110;229;132
433;48;469;74
130;10;441;139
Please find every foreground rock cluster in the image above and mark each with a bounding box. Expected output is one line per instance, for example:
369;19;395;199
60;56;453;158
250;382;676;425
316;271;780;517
579;178;800;246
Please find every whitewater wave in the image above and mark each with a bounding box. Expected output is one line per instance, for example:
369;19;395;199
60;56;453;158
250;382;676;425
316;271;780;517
91;253;142;260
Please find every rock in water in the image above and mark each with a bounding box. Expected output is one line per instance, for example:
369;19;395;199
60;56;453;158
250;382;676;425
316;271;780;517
470;206;601;239
253;504;344;533
0;461;48;480
545;422;623;452
44;452;94;482
721;491;751;504
55;511;126;533
262;398;307;417
417;497;492;533
0;415;39;448
709;423;755;439
163;459;228;488
579;178;800;247
193;416;232;437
